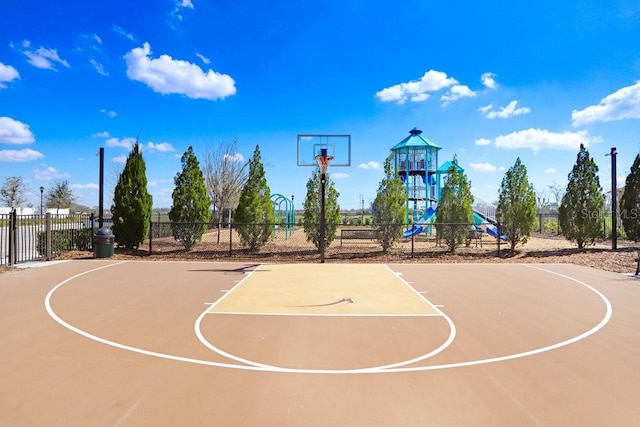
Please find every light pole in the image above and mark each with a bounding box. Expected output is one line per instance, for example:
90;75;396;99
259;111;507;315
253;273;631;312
39;186;44;216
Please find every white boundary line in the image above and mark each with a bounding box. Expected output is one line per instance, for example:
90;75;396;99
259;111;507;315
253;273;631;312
44;262;613;375
194;265;456;372
377;264;614;373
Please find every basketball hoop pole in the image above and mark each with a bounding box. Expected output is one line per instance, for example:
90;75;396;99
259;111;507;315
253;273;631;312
315;148;333;263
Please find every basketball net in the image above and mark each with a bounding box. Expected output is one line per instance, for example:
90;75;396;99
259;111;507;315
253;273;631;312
315;154;334;174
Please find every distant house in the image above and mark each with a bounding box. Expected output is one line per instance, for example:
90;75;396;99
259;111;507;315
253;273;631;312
0;207;70;215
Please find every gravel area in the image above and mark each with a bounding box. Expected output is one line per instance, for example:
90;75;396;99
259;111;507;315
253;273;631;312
2;234;638;275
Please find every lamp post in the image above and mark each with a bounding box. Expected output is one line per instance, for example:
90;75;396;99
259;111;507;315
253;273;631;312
39;186;44;216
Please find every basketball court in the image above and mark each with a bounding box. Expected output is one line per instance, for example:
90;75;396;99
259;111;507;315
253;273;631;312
1;259;640;426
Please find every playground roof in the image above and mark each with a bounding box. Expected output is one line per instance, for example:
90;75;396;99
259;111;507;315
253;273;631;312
390;128;441;151
438;160;464;173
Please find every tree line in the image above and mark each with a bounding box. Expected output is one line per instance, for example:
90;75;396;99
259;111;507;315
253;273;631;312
3;141;640;253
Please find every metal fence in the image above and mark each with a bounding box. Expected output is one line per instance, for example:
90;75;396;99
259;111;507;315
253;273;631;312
535;212;629;240
146;221;502;260
0;211;93;265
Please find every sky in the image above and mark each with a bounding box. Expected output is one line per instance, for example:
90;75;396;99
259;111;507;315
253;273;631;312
1;0;640;212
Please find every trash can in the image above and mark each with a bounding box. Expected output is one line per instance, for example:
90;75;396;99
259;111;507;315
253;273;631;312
94;227;115;258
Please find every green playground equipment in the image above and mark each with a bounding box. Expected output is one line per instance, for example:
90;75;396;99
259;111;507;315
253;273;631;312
271;193;295;240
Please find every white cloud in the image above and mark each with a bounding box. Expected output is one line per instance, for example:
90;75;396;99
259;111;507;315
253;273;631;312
0;149;43;162
375;70;458;104
112;25;135;41
482;100;531;119
112;155;127;164
105;137;136;149
544;168;557;174
358;161;382;170
481;72;497;89
148;179;171;188
90;59;108;76
92;131;110;138
469;162;499;172
492;128;602;151
224;153;245;162
20;42;70;70
172;0;194;21
146;142;175;152
441;84;477;106
0;116;35;144
571;81;640;127
474;138;492;146
100;109;117;118
94;34;103;44
196;53;211;64
71;183;99;190
124;42;236;101
34;166;68;180
0;62;20;88
331;172;349;179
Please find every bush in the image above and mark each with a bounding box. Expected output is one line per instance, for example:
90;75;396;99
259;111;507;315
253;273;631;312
543;220;558;234
37;228;93;255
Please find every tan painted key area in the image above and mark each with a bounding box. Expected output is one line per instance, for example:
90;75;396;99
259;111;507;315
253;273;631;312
210;263;440;315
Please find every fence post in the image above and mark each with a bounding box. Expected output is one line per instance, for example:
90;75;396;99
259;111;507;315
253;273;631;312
410;223;415;258
45;213;52;261
149;221;153;255
8;209;17;265
497;221;501;258
229;222;233;256
539;213;543;233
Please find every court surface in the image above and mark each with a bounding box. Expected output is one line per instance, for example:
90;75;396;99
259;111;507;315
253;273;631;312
1;260;640;426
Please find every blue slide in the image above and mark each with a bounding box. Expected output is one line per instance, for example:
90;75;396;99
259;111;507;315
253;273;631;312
403;207;436;238
485;224;508;241
472;209;508;240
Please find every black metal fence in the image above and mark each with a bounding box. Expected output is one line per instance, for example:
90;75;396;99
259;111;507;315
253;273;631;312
146;221;502;260
535;212;629;240
0;211;93;265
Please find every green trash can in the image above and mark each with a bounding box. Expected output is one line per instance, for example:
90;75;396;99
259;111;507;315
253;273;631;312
94;227;115;258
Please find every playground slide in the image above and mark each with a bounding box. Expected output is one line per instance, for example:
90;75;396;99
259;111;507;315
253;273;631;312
403;207;436;238
486;224;508;241
472;209;497;226
473;209;508;240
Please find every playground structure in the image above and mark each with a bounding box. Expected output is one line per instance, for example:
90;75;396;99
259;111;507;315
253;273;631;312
391;128;440;225
271;193;295;239
391;128;506;241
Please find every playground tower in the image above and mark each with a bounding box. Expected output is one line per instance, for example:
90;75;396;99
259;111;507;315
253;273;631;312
391;128;441;224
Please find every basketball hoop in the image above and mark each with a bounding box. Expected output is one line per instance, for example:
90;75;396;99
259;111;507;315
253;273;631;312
315;148;334;174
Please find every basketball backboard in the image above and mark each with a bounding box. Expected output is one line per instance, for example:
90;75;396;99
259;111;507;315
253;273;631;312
297;134;351;167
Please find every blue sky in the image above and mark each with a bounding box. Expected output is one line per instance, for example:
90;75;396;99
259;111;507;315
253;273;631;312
1;0;639;211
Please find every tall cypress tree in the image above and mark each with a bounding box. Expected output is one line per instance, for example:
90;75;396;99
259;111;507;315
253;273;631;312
168;146;211;250
558;144;604;249
372;155;407;252
234;145;274;251
111;141;153;249
620;153;640;242
435;158;473;253
496;158;537;250
302;167;341;250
